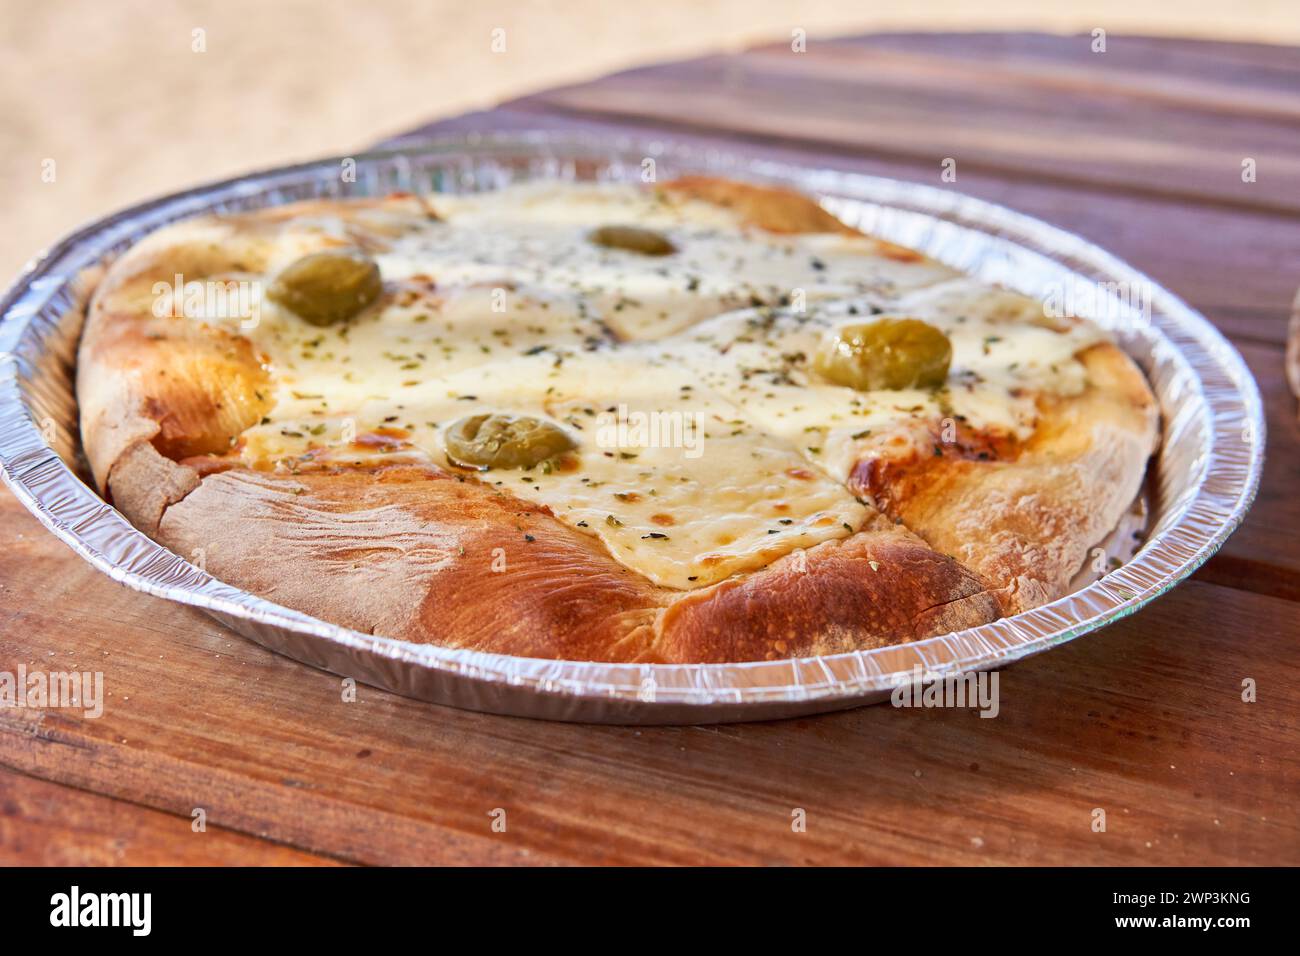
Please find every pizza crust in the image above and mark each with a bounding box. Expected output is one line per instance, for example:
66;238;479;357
150;463;998;663
661;175;925;261
656;519;999;662
107;441;200;537
78;196;434;503
850;342;1159;613
153;465;667;660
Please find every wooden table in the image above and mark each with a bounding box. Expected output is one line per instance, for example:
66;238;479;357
2;32;1297;866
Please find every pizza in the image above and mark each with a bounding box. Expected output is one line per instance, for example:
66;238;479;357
76;176;1159;663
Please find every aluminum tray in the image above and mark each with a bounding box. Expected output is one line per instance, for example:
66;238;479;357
0;132;1264;723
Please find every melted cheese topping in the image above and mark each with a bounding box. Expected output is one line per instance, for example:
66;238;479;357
240;348;867;589
665;278;1103;482
205;182;1107;591
372;182;957;340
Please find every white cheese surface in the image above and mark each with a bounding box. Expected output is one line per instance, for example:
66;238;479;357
215;182;1104;590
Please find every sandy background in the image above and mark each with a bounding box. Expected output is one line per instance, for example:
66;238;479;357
1;0;1295;280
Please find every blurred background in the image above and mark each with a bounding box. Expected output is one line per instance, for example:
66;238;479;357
2;0;1295;279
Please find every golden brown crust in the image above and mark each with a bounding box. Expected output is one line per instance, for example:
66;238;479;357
655;518;1000;662
77;224;273;496
850;342;1160;613
76;196;435;496
660;175;926;261
151;464;998;663
154;465;670;661
662;175;859;235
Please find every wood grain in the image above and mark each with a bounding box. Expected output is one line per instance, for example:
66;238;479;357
510;33;1300;215
0;767;342;865
3;31;1298;865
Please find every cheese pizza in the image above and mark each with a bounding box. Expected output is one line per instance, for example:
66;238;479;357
76;176;1159;663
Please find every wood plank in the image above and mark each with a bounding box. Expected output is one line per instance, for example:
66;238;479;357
0;767;340;865
0;489;1296;864
838;32;1300;81
745;41;1300;127
509;42;1300;215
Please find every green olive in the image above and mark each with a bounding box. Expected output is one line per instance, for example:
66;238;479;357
444;413;576;470
813;317;952;391
266;248;382;326
588;224;677;256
